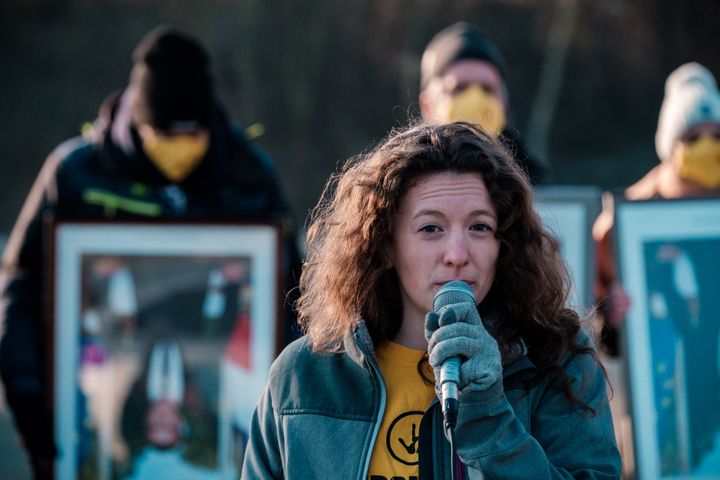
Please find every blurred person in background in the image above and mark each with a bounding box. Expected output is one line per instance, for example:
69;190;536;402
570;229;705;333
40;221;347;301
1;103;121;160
593;62;720;475
419;21;547;185
0;25;301;479
594;62;720;354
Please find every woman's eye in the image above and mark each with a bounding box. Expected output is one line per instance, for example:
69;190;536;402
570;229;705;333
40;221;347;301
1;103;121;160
419;225;441;234
471;223;493;232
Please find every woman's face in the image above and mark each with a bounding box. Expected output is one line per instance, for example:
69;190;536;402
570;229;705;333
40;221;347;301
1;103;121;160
388;172;500;330
146;399;182;448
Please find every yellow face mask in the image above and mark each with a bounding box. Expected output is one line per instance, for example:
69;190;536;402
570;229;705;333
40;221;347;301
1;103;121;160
142;133;209;183
447;84;506;136
676;135;720;189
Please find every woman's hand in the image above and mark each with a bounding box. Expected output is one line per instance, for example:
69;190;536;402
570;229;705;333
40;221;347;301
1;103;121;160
424;304;501;394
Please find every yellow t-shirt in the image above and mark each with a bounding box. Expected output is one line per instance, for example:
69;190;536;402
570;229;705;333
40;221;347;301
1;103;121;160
367;341;435;480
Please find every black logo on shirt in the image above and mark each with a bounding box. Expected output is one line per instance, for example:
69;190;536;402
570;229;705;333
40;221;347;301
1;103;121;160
387;411;424;466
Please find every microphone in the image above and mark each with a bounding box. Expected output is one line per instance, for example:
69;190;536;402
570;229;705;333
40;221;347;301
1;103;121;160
432;280;476;430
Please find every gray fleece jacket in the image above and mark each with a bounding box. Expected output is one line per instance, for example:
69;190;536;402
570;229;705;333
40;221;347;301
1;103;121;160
241;323;621;479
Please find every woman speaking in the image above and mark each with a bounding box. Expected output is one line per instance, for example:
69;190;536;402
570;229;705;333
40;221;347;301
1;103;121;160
241;122;621;479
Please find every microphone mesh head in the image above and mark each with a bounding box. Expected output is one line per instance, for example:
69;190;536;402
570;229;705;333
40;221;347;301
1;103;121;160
433;280;476;310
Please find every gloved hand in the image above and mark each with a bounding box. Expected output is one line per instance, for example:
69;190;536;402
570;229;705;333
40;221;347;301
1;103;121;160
424;303;502;395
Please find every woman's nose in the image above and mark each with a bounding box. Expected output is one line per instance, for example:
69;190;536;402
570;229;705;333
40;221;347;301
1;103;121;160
443;231;470;267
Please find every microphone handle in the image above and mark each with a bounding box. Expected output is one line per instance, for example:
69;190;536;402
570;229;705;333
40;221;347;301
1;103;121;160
439;355;460;427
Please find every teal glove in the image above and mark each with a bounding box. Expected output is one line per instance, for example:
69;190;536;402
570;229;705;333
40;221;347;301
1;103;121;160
424;303;502;394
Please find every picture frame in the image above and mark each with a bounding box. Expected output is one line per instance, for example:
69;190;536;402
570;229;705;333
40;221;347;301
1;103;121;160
533;185;602;311
615;197;720;479
51;221;281;480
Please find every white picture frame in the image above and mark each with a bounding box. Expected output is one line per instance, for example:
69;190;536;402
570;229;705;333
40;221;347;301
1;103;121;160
615;197;720;479
51;222;280;480
534;185;601;311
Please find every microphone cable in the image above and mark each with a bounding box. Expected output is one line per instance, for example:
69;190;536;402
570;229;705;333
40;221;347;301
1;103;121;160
447;420;459;480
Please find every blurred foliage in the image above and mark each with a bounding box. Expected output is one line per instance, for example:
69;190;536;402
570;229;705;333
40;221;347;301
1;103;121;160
0;0;718;232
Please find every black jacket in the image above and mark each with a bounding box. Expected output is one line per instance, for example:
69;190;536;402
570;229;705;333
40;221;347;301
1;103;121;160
500;126;547;185
0;91;302;465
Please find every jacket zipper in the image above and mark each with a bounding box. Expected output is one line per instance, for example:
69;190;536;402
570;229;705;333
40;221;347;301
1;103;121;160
431;402;468;480
358;335;387;480
432;404;447;479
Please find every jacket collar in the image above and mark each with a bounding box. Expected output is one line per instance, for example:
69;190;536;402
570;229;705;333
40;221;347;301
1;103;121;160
503;354;537;380
343;320;376;368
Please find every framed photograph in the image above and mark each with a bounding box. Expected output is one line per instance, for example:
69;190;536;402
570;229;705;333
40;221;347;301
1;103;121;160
533;186;601;310
51;222;281;480
615;197;720;479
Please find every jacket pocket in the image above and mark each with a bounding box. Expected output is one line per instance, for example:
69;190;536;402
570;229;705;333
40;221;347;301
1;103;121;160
281;412;374;479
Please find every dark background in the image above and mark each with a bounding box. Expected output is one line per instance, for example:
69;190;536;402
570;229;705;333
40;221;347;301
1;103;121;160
1;0;719;239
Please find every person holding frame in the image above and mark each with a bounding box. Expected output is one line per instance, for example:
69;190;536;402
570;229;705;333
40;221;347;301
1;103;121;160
0;25;301;479
594;62;720;355
241;122;620;479
593;62;720;476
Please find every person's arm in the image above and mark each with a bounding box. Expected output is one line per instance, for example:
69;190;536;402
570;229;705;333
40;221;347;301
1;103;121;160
455;340;621;479
0;145;69;477
240;387;284;479
593;204;631;356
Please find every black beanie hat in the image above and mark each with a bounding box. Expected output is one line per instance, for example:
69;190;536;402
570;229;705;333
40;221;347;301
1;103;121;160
130;25;213;130
420;22;508;90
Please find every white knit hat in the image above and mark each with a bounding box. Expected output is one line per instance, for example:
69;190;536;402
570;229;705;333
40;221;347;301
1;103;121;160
655;62;720;161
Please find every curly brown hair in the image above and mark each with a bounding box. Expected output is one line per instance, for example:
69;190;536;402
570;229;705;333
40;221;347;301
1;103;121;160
297;122;584;374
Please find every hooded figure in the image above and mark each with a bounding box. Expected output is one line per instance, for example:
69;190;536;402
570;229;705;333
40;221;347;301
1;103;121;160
627;62;720;199
418;21;547;184
0;25;301;479
594;62;720;354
